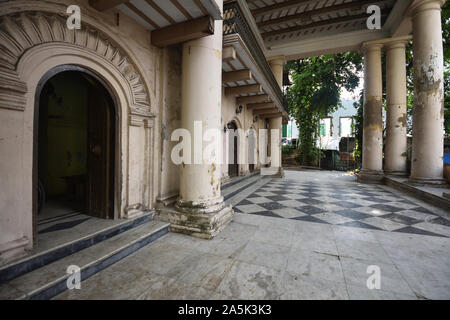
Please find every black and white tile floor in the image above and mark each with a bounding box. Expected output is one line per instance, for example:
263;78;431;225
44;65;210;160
233;177;450;237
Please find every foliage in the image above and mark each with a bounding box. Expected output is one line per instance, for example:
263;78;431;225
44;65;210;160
287;3;449;168
352;93;364;167
443;2;450;133
286;52;363;166
282;145;296;155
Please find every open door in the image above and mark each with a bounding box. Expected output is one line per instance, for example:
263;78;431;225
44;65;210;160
87;85;115;219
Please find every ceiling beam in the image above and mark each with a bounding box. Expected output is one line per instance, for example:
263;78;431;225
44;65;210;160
225;84;262;96
262;10;389;39
251;0;312;16
223;70;252;83
257;0;382;29
89;0;129;11
151;16;214;47
236;94;270;105
223;46;237;62
247;102;275;110
253;108;278;115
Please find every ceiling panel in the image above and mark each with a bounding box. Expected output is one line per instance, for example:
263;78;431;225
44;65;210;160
117;0;221;31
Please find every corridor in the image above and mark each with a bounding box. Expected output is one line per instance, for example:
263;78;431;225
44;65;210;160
52;170;450;300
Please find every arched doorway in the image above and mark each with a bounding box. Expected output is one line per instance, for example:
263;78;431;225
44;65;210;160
227;121;239;178
248;126;256;173
36;67;116;226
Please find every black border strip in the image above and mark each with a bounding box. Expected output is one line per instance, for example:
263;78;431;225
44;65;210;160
30;226;169;300
0;214;153;284
224;176;268;201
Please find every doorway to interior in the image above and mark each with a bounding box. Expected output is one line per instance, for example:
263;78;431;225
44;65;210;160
228;121;239;178
36;67;116;237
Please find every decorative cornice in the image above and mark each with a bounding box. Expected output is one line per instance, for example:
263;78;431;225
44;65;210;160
0;69;27;111
0;11;151;111
129;107;156;127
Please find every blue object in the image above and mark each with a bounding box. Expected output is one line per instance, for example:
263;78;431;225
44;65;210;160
444;153;450;164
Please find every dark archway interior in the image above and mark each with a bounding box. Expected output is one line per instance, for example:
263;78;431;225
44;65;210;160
228;121;239;178
37;71;115;222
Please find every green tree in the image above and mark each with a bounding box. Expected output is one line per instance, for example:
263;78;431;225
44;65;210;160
286;53;363;166
443;2;450;133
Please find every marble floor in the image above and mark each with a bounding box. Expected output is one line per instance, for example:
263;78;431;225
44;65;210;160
54;170;450;300
232;171;450;237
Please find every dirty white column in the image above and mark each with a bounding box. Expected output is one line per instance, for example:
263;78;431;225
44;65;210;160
384;39;409;176
269;116;282;170
267;57;285;177
269;57;285;88
359;42;384;183
168;0;233;238
409;0;446;184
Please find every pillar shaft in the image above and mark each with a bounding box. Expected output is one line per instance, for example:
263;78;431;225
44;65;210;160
385;41;408;175
269;116;282;168
359;43;384;183
265;57;284;177
409;0;446;184
164;0;234;238
269;57;284;88
179;20;223;205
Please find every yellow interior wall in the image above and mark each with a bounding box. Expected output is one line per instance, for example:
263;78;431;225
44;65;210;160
45;73;88;196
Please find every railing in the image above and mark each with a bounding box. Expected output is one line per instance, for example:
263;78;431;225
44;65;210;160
223;1;289;115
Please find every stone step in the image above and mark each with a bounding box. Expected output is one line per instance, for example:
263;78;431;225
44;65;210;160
222;171;260;190
0;220;170;300
385;176;450;212
0;212;155;284
222;174;263;200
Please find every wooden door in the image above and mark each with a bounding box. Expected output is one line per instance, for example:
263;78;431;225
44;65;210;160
87;88;114;219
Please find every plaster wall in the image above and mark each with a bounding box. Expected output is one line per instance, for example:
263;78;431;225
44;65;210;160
0;0;177;263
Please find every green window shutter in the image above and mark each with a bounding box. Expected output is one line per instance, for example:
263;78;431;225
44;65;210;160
282;124;287;138
320;123;326;136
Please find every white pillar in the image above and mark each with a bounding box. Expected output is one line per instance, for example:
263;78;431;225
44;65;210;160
269;116;282;168
409;0;446;184
385;40;408;176
266;57;285;177
359;42;384;183
269;57;284;88
164;1;233;238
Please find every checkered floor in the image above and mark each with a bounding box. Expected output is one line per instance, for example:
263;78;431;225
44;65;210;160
233;178;450;237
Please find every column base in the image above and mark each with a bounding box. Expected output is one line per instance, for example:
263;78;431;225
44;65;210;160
407;177;449;187
261;166;284;178
357;169;385;184
384;170;408;177
155;192;179;209
157;197;234;239
0;236;30;266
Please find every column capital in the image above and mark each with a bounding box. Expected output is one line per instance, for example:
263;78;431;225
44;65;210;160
361;42;383;53
268;56;286;66
408;0;446;18
384;39;409;51
364;35;412;51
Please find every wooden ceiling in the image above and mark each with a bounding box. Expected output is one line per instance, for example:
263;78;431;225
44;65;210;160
245;0;396;46
222;38;288;120
89;0;222;47
116;0;221;31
